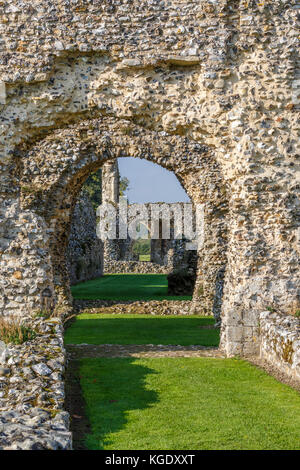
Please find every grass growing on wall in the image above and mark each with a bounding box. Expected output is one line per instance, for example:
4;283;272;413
64;314;218;346
80;357;300;450
0;317;36;344
71;274;192;301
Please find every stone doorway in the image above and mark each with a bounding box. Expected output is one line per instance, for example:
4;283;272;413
16;118;229;348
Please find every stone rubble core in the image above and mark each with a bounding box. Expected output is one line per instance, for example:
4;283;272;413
74;299;202;316
67;191;103;285
259;311;300;381
0;0;299;358
103;260;173;274
0;317;72;450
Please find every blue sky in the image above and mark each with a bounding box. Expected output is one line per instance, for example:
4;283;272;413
118;157;190;203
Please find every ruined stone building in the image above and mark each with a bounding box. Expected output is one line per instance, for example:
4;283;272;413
101;160;198;275
0;0;298;363
0;1;299;451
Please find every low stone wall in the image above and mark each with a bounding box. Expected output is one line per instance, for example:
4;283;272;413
74;299;206;316
260;311;300;381
104;260;170;274
0;316;72;450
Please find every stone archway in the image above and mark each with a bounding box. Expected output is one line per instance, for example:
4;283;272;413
18;118;227;325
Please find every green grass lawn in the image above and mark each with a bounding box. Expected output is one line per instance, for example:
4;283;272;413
67;275;300;450
80;357;300;450
139;254;151;262
65;314;219;346
71;274;191;301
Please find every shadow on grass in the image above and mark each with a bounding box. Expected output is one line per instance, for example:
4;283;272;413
80;357;158;450
71;273;192;301
65;316;219;347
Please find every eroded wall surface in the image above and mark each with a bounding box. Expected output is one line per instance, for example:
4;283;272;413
67;191;103;285
260;311;300;381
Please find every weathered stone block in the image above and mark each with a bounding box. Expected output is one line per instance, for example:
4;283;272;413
0;82;6;104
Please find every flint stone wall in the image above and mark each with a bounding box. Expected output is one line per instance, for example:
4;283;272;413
67;191;103;285
260;311;300;381
104;260;170;274
0;317;72;450
74;299;197;316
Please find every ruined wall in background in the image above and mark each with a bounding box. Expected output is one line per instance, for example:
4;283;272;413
67;191;103;285
101;161;200;285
